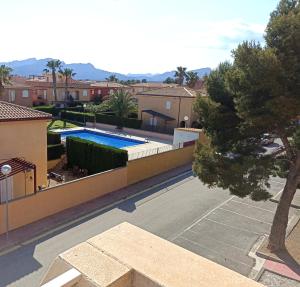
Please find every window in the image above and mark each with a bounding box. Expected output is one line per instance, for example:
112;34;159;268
9;90;15;102
109;89;114;95
97;89;102;95
43;90;47;99
22;90;29;98
165;101;171;110
83;89;88;97
149;117;157;126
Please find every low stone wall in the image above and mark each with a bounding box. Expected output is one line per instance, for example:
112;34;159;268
41;223;263;287
86;122;173;142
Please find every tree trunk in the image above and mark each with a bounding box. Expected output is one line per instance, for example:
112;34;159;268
65;77;68;102
52;70;57;103
0;85;4;101
268;155;300;251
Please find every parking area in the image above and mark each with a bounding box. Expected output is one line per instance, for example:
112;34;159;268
171;177;295;276
0;170;297;286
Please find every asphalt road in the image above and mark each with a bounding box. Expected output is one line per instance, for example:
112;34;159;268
0;172;292;287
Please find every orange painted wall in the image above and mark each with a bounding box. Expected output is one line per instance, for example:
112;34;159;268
0;167;127;234
127;145;194;185
0;145;195;235
0;120;48;195
136;95;196;128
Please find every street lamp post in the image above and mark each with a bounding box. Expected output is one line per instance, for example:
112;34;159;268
83;103;87;126
184;116;189;128
1;164;12;240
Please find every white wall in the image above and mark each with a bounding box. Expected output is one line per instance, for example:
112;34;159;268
173;129;200;145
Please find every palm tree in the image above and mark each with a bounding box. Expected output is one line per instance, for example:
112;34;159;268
186;71;199;88
174;66;187;86
105;74;118;82
0;65;13;100
44;60;62;103
104;90;137;129
59;68;76;102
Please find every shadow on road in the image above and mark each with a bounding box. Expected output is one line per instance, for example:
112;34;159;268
0;245;41;287
118;172;194;213
0;170;194;286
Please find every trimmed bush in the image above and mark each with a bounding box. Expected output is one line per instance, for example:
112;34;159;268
47;132;61;145
61;111;95;123
66;136;128;174
95;113;142;129
33;105;59;116
66;106;84;112
47;144;65;160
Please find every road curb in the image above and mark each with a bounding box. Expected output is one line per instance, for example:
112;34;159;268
0;169;193;257
248;235;267;281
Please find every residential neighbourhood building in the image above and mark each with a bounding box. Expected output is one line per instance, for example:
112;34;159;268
27;74;91;105
130;82;178;94
87;81;130;102
0;101;51;201
135;86;200;133
2;77;34;107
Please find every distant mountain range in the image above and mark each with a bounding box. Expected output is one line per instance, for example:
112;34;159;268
0;58;211;82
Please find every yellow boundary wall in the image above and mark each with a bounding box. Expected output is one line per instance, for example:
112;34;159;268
0;145;195;235
127;145;194;185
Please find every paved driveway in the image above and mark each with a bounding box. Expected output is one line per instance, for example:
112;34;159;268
0;172;293;286
172;194;280;276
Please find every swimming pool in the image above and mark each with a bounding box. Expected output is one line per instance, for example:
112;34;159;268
60;129;145;148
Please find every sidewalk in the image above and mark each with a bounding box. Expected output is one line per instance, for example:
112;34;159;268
0;164;193;255
257;215;300;282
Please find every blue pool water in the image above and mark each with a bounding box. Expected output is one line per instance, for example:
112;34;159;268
60;129;145;148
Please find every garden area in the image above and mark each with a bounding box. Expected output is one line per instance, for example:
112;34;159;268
46;128;129;187
34;89;141;130
47;120;79;130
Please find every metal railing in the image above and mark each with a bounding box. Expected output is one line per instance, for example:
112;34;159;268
128;143;183;160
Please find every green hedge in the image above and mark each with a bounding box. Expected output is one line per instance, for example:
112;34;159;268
47;132;61;145
95;113;142;129
61;111;95;123
66;106;84;112
34;106;84;116
33;105;59;116
66;136;128;174
47;144;65;160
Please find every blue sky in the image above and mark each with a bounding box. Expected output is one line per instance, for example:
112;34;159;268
1;0;279;74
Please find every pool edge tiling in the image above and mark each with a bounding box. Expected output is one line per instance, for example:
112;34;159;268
59;128;146;149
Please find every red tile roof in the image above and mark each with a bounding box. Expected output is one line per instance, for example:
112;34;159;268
0;101;52;122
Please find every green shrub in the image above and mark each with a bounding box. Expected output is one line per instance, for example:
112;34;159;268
95;113;142;129
61;111;95;123
47;144;65;160
66;106;84;112
33;105;59;116
47;132;61;145
66;136;128;174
